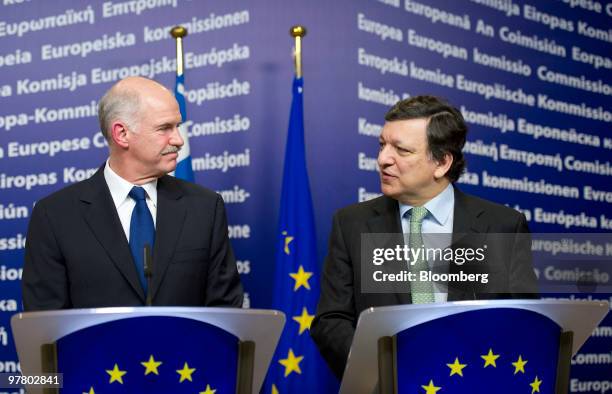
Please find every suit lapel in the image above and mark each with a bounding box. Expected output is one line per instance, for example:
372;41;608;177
365;196;413;305
452;188;485;235
80;166;145;301
150;175;186;301
366;195;402;234
448;187;488;301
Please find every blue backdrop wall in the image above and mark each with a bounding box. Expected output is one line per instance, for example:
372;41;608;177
0;0;610;392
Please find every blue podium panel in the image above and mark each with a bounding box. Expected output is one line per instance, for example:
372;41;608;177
396;308;561;394
56;316;238;394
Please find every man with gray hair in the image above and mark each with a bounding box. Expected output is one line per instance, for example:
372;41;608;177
23;76;243;309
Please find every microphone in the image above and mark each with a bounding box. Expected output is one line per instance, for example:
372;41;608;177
143;244;153;306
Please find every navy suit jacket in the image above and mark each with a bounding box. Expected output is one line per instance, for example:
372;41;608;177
23;166;243;310
311;187;538;378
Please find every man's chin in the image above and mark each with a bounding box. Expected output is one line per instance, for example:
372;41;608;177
380;184;399;199
157;162;177;176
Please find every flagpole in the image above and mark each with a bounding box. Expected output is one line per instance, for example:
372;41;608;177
264;24;338;394
168;25;195;182
290;25;307;78
170;26;187;76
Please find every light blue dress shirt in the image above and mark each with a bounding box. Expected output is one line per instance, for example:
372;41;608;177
399;183;455;302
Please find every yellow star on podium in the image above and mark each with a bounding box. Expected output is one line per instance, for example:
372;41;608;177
447;357;467;376
272;384;279;394
278;348;304;377
421;380;441;394
481;348;500;367
292;307;315;335
289;265;313;291
106;363;126;384
512;355;527;374
282;231;294;255
530;376;542;393
83;388;95;394
141;355;162;375
199;384;216;394
176;362;196;382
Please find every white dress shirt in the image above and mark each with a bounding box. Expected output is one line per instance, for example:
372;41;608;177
103;160;158;242
399;183;454;302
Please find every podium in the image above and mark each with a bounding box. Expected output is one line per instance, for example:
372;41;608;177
11;307;285;394
340;300;609;394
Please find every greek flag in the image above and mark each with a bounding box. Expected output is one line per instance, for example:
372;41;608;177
173;73;194;182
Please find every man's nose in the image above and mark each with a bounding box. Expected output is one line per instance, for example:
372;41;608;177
378;146;393;167
171;126;184;147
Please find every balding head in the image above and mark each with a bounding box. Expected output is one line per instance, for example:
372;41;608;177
98;77;175;142
100;77;183;184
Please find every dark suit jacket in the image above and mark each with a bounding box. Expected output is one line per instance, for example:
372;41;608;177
22;166;243;310
311;187;538;378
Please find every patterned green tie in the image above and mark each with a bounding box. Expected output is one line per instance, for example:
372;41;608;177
408;206;435;304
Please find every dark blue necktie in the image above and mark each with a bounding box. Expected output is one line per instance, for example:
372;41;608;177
128;186;155;295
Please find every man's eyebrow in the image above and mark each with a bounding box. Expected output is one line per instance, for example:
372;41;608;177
156;122;176;129
386;138;402;145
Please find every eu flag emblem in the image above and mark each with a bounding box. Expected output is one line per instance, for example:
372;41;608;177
57;316;238;394
396;308;560;394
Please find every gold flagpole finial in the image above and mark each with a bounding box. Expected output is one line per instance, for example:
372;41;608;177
290;25;307;78
170;26;188;76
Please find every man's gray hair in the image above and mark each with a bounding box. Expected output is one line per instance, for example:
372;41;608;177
98;87;141;140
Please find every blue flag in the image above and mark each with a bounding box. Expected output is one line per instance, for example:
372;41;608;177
173;72;194;182
263;77;338;393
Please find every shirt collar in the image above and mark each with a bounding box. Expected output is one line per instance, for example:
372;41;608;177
399;183;454;225
103;159;158;208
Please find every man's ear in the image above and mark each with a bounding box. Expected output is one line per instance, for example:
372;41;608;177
434;153;453;180
110;122;129;149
